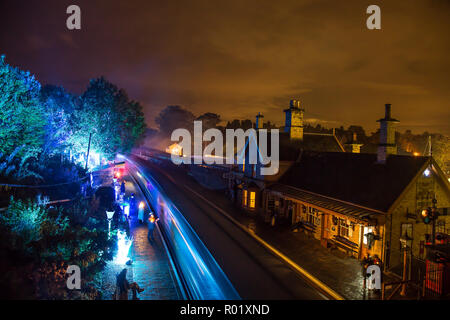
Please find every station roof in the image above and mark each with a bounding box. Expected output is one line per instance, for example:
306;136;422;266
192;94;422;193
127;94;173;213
273;151;429;213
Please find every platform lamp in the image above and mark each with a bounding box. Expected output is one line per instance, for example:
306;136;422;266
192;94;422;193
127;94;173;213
106;210;115;238
399;230;413;296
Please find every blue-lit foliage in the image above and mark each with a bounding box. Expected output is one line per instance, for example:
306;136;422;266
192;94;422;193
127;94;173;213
0;55;46;159
0;56;146;182
40;85;79;156
0;196;114;299
69;77;146;160
0;56;146;299
0;197;48;246
0;147;42;181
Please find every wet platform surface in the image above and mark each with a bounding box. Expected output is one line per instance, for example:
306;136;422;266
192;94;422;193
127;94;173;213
100;175;182;300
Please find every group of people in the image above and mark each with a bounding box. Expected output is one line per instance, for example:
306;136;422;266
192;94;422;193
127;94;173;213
111;176;160;300
114;268;144;300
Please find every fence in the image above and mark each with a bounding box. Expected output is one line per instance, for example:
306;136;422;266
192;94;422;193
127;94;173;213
384;249;449;299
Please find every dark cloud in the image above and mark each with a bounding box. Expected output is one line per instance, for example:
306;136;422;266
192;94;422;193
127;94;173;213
1;0;449;134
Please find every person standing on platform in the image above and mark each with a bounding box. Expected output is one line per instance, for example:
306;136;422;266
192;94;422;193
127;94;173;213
147;213;159;243
138;201;145;223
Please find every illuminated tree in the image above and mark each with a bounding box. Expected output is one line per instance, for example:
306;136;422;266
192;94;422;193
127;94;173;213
40;85;79;156
0;55;46;158
69;77;146;159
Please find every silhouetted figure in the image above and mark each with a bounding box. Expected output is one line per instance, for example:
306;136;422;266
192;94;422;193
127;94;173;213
120;181;126;195
147;213;159;243
129;193;136;214
115;269;144;300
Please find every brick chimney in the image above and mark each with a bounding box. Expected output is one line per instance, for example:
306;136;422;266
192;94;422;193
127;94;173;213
377;104;399;163
346;132;363;153
284;99;304;140
255;112;264;130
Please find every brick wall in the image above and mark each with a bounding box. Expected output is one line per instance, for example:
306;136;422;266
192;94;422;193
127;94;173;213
388;171;450;269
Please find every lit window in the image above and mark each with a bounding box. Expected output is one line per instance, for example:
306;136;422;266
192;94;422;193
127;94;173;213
339;219;349;238
363;227;373;244
249;191;256;208
243;190;247;207
307;207;320;225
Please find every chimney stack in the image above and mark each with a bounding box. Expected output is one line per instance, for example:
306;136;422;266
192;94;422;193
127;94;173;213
345;132;363;153
385;103;392;118
255;112;264;130
284;99;305;140
377;104;399;163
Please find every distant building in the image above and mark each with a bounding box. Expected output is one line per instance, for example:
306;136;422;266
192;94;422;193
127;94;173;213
226;99;344;212
344;132;363;153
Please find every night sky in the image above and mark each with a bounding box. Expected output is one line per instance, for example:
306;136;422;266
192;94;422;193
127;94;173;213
1;0;449;134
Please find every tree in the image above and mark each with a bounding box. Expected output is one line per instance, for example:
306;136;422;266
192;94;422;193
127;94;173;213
0;196;114;299
0;55;46;158
196;113;221;130
69;77;146;159
155;105;195;137
0;146;42;182
117;99;146;151
431;134;450;175
40;85;79;156
241;119;253;130
226;119;242;130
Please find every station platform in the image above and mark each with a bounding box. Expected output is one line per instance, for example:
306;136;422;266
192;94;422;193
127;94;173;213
99;172;182;300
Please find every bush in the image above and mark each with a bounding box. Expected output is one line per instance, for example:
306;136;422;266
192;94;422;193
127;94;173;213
0;197;114;299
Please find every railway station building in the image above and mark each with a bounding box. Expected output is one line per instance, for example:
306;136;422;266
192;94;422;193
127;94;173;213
225;100;450;272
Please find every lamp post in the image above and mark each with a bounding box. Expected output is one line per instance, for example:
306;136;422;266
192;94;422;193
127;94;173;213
399;230;412;296
85;132;92;170
106;210;115;237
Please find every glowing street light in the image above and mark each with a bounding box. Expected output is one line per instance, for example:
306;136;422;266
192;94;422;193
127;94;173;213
106;210;115;237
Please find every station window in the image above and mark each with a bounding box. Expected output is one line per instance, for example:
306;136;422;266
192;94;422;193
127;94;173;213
243;189;247;207
363;226;373;245
307;207;320;225
339;219;349;238
249;191;256;208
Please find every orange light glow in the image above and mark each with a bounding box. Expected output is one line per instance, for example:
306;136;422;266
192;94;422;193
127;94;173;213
413;152;420;156
166;143;183;156
139;201;145;209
